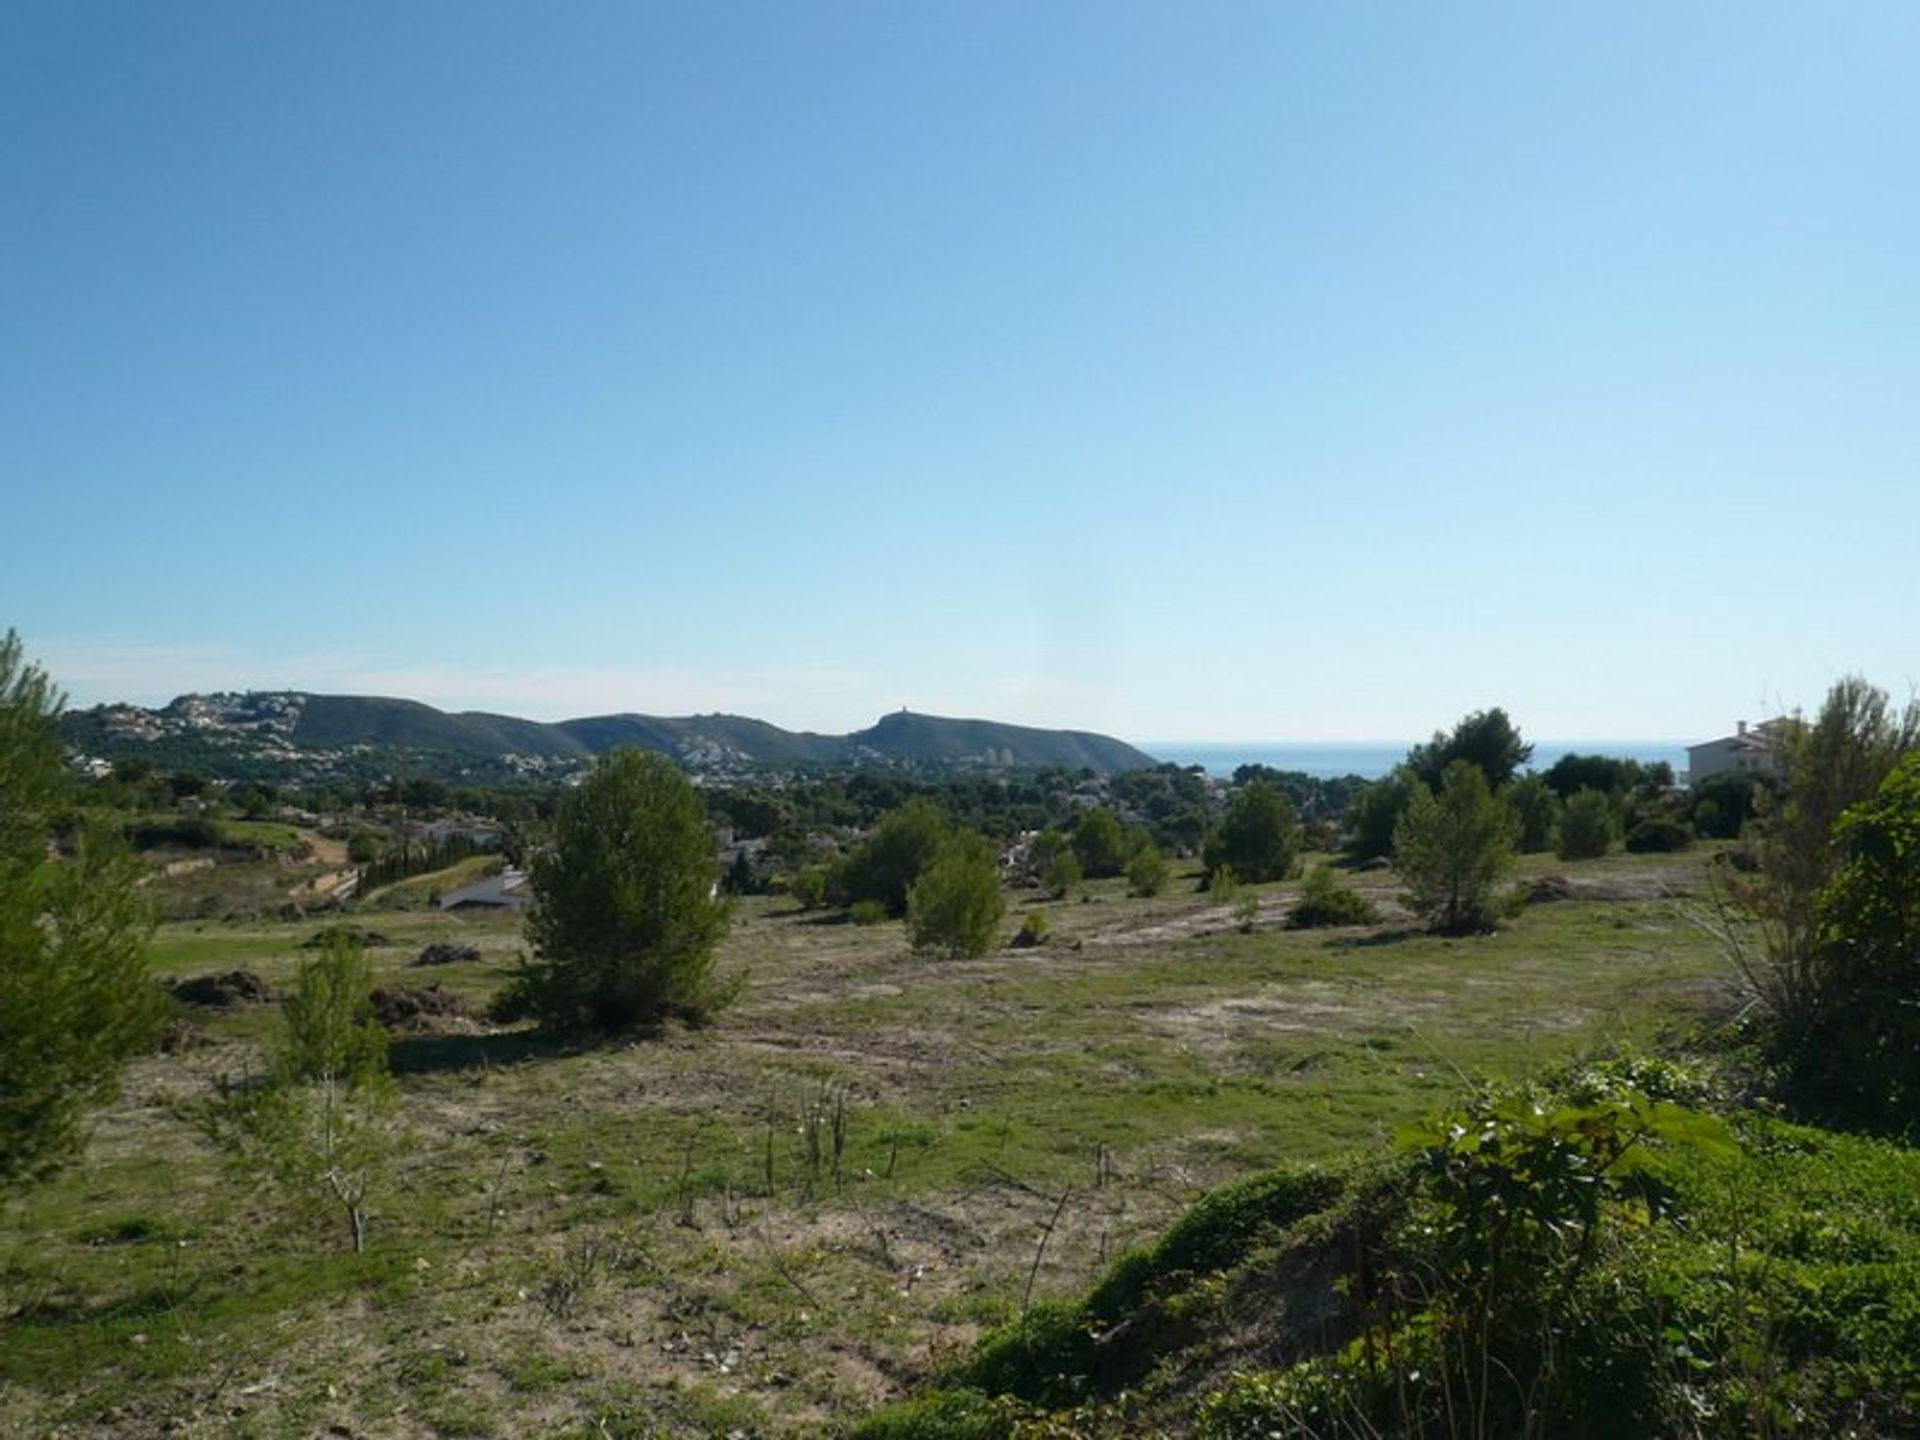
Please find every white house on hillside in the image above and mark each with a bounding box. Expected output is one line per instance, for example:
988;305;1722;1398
1686;719;1788;787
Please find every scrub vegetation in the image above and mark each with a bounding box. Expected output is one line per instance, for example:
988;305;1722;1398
5;642;1918;1438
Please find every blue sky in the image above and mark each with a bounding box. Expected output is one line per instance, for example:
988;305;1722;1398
4;3;1916;742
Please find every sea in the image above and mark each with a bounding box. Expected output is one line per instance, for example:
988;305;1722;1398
1146;741;1690;781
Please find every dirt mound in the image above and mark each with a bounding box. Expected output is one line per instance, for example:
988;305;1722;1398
412;942;481;967
370;984;474;1032
303;924;395;949
1526;873;1688;904
169;970;274;1007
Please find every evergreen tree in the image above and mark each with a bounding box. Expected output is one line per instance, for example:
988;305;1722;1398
1393;761;1517;935
1204;779;1301;884
0;631;162;1189
504;749;733;1033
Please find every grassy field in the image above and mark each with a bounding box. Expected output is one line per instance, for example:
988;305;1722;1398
0;849;1731;1438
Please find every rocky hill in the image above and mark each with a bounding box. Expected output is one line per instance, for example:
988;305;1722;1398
60;692;1157;784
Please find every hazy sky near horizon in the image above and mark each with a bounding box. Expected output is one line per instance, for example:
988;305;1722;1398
5;3;1917;743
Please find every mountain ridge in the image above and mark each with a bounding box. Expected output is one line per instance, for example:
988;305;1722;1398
60;690;1158;782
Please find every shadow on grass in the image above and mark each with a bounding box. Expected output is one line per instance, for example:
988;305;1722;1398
1324;927;1424;950
387;1029;580;1075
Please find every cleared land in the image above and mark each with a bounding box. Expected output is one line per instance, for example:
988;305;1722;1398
1;848;1729;1438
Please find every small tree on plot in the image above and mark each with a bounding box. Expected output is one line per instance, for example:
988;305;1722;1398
843;797;952;917
1556;788;1617;861
504;749;733;1033
208;933;397;1252
1071;807;1130;879
907;832;1006;960
1394;761;1517;935
0;630;163;1191
1127;838;1169;897
1204;780;1301;884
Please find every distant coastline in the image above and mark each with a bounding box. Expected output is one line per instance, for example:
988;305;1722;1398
1146;741;1690;781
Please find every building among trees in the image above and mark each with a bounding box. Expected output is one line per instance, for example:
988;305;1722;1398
1686;718;1789;787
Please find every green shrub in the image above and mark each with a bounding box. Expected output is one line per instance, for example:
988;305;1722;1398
1011;909;1049;948
1288;864;1379;928
1042;848;1082;900
1556;787;1617;860
844;798;952;917
906;832;1006;959
850;899;888;926
1344;766;1419;862
1126;840;1168;897
1624;816;1693;853
1071;807;1130;879
1393;761;1516;934
1203;780;1301;884
788;863;830;910
852;1387;1028;1439
1506;773;1563;853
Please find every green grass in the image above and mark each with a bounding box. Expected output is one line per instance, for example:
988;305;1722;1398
2;847;1739;1437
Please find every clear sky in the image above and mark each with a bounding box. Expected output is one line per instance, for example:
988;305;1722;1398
4;3;1916;743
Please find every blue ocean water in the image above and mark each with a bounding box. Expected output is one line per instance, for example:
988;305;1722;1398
1146;741;1689;781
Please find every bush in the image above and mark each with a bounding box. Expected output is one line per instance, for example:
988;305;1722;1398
1555;787;1617;860
1343;766;1419;862
1506;773;1562;853
206;932;398;1253
788;863;830;910
1288;864;1379;928
1011;909;1049;948
1234;890;1260;933
1203;780;1300;884
1071;807;1129;879
1624;816;1693;853
849;899;888;926
501;749;733;1034
1042;847;1082;900
1393;761;1516;934
844;798;952;917
1126;839;1168;897
1779;753;1920;1132
907;832;1006;959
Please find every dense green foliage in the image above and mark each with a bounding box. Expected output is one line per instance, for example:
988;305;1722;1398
1556;786;1618;860
1543;751;1673;799
0;631;162;1190
1626;815;1694;853
1777;753;1920;1133
1506;772;1562;853
1729;678;1920;1036
1287;864;1379;928
1392;761;1515;934
275;932;389;1087
1687;768;1770;839
503;749;732;1032
1408;707;1533;791
844;797;954;917
880;1058;1920;1439
1344;765;1419;862
1125;839;1168;897
1203;780;1301;885
906;832;1007;960
1070;807;1130;879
